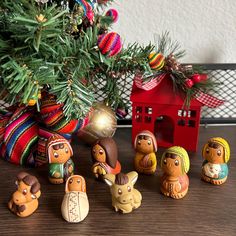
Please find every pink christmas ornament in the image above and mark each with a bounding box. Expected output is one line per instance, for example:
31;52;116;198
105;9;119;23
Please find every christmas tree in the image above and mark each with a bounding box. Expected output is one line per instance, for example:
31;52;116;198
0;0;153;120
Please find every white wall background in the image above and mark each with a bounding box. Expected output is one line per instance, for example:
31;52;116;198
109;0;236;63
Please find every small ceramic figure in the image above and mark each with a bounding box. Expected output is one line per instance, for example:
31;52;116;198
104;171;142;214
134;130;157;175
61;175;89;223
47;134;74;184
8;172;41;217
160;146;190;199
91;137;121;179
201;137;230;185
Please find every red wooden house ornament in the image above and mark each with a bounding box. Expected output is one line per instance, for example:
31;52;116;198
130;75;202;152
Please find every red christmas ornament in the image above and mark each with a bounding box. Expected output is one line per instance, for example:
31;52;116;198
200;74;208;81
185;79;194;88
191;74;201;84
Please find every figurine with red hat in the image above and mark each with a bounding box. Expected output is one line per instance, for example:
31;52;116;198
47;134;74;184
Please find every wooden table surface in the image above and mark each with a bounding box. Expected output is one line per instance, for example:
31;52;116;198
0;126;235;236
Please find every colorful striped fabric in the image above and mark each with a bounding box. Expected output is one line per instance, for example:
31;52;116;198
40;95;80;134
76;0;94;16
148;52;165;70
0;107;38;166
98;32;122;57
0;111;12;147
35;127;57;167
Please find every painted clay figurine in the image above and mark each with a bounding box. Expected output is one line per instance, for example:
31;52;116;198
160;146;190;199
8;172;41;217
91;137;121;179
47;134;74;184
61;175;89;223
104;171;142;214
201;137;230;185
134;130;157;175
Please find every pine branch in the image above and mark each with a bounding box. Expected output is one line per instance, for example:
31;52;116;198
155;31;185;59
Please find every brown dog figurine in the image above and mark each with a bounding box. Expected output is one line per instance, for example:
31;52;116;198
8;172;41;217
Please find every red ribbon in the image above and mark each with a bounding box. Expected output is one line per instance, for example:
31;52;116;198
134;73;167;91
195;91;224;108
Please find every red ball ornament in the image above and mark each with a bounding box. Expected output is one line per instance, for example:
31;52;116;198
191;74;201;84
200;74;208;81
185;79;194;88
98;32;122;57
105;9;119;23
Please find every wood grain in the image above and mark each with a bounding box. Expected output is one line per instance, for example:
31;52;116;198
0;126;236;236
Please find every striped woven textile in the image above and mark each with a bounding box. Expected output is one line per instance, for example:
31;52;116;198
0;107;38;166
35;127;57;167
0;111;12;146
40;95;81;134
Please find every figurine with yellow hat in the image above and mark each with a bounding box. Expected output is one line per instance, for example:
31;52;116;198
160;146;190;199
201;137;230;185
134;130;157;175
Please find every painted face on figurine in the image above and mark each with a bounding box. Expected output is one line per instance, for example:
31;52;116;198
66;175;86;193
136;135;154;154
162;153;183;177
48;141;72;164
203;141;224;164
92;144;106;163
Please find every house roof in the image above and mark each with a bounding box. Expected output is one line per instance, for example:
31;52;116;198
130;75;203;107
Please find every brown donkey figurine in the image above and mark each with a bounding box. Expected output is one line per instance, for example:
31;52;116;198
8;172;41;217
